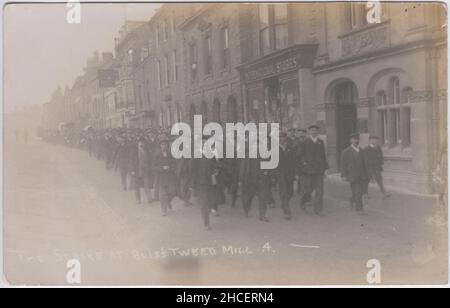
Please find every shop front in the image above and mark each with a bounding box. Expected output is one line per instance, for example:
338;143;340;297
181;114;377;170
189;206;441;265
238;44;318;130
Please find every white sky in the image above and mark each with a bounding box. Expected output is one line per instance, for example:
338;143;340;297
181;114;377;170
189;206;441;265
3;2;161;112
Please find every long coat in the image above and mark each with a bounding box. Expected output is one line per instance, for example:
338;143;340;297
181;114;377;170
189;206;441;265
299;137;329;175
114;142;131;171
193;157;225;206
276;146;296;200
152;148;177;195
364;145;384;177
340;146;368;183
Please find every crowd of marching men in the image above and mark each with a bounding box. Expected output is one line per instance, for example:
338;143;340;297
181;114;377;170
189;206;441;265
40;124;391;231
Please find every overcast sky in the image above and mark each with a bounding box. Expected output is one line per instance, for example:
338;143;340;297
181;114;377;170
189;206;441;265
3;2;161;113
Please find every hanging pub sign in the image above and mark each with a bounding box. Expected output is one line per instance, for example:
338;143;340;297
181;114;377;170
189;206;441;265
98;68;118;88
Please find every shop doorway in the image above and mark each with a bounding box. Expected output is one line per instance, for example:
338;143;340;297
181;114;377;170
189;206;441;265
334;82;358;168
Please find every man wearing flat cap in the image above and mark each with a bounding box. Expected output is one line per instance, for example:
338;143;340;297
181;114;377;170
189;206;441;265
298;124;329;216
340;133;369;215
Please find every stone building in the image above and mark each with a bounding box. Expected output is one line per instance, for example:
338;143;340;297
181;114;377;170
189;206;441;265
113;21;148;128
47;3;446;194
236;2;447;193
179;3;243;126
142;4;195;129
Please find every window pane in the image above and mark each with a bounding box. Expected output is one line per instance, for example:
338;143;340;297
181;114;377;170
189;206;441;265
275;24;288;50
157;60;161;88
171;13;175;33
393;108;401;144
274;4;288;23
379;110;388;145
223;27;229;49
403;107;411;147
260;28;270;55
172;51;177;82
393;78;400;104
259;4;270;28
379;92;387;105
164;55;169;85
205;36;212;74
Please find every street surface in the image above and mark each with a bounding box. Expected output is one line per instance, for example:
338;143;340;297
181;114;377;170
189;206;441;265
3;136;448;285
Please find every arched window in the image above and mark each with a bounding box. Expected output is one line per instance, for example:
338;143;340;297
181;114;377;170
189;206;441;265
377;77;412;148
376;91;388;145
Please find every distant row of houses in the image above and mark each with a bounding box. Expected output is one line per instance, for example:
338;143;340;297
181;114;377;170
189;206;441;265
42;2;446;193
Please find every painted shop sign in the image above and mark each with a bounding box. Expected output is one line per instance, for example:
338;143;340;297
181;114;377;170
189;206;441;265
244;56;299;83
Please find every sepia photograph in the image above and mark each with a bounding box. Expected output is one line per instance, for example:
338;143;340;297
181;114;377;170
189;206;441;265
1;0;448;289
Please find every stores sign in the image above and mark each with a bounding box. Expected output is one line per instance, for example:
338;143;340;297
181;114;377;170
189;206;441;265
245;56;299;82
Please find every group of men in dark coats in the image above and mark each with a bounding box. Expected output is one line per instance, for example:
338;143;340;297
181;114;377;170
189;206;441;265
341;133;391;215
42;123;391;230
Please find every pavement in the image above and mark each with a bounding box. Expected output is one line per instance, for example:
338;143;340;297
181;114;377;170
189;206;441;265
3;137;448;285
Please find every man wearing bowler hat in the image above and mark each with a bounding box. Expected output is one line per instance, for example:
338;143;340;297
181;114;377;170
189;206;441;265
341;132;369;215
298;124;329;216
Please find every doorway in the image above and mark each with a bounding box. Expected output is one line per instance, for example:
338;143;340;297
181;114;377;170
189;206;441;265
334;82;358;168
